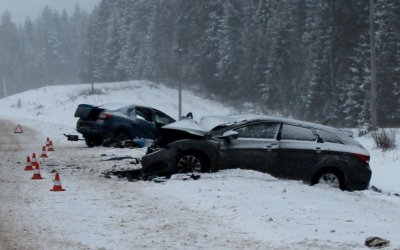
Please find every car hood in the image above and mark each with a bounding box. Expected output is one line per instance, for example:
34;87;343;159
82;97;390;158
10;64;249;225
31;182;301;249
162;119;207;136
162;115;258;136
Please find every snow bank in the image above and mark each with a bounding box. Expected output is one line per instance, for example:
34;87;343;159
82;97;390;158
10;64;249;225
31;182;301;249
0;81;233;126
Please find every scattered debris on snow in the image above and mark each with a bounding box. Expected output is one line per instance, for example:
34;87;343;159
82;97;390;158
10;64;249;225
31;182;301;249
365;236;390;248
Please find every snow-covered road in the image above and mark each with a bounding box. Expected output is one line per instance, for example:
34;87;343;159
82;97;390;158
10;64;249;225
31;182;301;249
0;119;275;249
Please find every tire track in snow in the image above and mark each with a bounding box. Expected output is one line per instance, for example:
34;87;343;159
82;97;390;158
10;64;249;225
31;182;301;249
0;119;48;250
0;119;26;250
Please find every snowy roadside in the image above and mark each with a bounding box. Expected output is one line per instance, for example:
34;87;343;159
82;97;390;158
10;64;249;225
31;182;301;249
1;82;400;249
0;119;279;249
1;117;400;249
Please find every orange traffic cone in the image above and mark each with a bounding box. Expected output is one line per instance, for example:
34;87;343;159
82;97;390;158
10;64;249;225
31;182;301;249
50;172;65;191
31;153;39;168
47;140;54;152
40;146;48;158
24;156;34;171
31;165;43;180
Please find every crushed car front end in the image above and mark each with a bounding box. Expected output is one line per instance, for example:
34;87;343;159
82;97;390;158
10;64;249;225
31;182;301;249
141;118;221;178
141;146;178;179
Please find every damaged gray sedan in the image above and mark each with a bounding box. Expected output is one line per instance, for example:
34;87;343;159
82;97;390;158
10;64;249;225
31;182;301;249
141;116;371;190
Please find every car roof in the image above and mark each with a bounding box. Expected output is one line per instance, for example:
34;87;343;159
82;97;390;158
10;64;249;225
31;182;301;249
208;115;359;145
96;103;154;111
200;115;338;132
165;115;355;140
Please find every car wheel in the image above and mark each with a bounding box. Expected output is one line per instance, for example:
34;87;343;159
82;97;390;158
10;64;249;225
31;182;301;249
176;152;209;173
84;135;102;147
314;169;345;190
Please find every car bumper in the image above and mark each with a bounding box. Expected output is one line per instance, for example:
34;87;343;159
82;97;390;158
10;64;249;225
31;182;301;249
141;148;178;178
346;166;372;191
76;121;108;136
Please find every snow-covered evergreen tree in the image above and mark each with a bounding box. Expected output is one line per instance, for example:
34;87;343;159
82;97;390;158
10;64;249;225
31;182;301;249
375;0;400;126
260;0;300;114
215;0;244;98
3;0;400;126
0;11;20;95
340;0;371;127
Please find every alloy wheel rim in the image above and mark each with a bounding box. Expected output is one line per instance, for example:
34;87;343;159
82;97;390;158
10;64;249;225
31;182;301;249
318;173;340;188
177;155;201;173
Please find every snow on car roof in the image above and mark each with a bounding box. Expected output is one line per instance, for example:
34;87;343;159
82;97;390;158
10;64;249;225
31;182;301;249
198;115;261;131
198;114;337;132
96;103;153;111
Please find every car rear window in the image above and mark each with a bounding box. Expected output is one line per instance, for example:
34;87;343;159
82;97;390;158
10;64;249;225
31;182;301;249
315;129;344;144
281;124;316;141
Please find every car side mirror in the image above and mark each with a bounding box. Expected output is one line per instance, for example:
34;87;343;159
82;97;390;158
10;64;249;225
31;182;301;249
185;112;193;119
215;130;239;140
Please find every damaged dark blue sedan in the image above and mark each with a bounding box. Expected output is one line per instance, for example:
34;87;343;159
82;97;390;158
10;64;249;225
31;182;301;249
141;115;371;191
74;103;175;147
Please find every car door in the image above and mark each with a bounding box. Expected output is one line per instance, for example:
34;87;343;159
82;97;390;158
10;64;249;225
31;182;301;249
276;124;320;179
312;128;349;165
218;122;280;173
129;107;156;138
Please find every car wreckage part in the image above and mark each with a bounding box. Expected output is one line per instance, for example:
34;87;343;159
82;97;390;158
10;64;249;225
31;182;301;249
64;134;80;141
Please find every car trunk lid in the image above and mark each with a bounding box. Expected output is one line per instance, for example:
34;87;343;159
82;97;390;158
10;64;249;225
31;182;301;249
74;104;104;121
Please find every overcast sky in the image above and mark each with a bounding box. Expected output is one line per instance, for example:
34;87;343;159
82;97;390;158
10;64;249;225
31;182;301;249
0;0;100;24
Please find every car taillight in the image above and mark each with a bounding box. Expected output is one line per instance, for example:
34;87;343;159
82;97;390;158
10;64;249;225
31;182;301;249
352;153;370;163
98;112;112;120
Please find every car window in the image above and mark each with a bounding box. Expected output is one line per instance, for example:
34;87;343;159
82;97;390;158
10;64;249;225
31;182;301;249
135;107;153;122
127;107;136;118
281;124;316;141
315;129;344;144
234;123;279;139
154;111;175;126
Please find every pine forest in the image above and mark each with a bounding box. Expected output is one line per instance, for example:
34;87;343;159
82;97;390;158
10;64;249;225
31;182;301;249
0;0;399;127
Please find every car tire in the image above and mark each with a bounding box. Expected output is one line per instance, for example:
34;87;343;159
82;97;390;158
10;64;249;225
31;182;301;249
313;169;345;190
176;151;210;173
84;135;102;147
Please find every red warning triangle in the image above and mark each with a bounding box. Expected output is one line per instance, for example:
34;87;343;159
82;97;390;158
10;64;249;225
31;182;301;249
14;125;23;134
